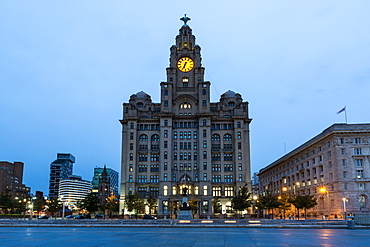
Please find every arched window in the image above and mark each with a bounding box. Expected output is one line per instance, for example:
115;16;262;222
137;102;144;107
228;101;235;106
224;134;232;141
139;134;148;141
180;103;192;109
211;134;220;141
151;134;160;142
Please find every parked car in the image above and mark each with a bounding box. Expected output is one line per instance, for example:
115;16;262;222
75;215;85;219
38;216;49;219
66;215;75;219
95;214;104;219
142;214;156;220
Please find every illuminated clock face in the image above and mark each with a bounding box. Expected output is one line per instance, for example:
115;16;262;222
177;57;194;72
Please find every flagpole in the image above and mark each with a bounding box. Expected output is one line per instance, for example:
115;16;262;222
345;106;348;124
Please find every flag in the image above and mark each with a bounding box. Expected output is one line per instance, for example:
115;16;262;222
337;107;346;114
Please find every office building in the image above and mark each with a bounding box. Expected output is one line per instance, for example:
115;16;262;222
120;16;252;217
91;166;119;197
48;153;75;198
0;161;30;199
58;175;91;207
258;123;370;216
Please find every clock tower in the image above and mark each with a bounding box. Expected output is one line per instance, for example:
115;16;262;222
120;15;252;218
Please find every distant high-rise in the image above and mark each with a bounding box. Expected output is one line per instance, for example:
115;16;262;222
0;161;30;199
91;166;119;197
58;175;91;206
48;153;75;198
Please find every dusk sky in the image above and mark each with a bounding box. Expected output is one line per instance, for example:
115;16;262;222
1;1;369;195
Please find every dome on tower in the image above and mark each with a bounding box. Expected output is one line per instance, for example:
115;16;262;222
136;91;149;98
222;90;237;97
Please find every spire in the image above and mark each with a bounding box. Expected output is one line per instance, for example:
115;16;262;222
100;165;110;183
180;14;191;26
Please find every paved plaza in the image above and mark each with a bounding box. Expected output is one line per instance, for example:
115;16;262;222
0;227;370;246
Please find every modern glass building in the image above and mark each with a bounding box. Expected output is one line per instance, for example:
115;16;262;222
48;153;75;198
58;175;91;206
91;166;119;196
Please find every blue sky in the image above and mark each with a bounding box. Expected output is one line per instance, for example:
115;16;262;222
1;1;369;194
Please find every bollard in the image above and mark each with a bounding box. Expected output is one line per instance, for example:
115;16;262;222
346;216;355;229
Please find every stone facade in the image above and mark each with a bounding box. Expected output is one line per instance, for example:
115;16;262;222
258;123;370;217
120;17;252;217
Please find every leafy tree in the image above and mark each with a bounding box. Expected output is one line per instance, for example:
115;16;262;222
77;193;100;214
0;193;14;214
231;185;252;217
290;195;317;219
188;197;199;215
124;193;144;218
47;197;62;215
33;199;45;213
103;195;119;217
258;191;281;219
279;193;292;219
146;195;157;215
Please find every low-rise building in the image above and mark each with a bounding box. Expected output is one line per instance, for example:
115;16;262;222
258;123;370;217
58;175;91;208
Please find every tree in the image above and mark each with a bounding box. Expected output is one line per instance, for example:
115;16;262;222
0;193;14;214
124;193;144;218
146;195;157;215
279;193;292;219
290;195;317;219
104;195;119;217
231;185;252;218
188;197;199;216
258;192;281;219
47;197;62;215
77;193;100;214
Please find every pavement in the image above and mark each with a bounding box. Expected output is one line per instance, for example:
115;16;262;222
1;227;370;246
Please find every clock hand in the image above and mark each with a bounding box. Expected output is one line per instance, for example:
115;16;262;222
183;62;187;69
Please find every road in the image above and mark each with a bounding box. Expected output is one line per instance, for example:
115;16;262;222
0;227;369;246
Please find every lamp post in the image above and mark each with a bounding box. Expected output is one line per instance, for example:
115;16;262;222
318;186;328;219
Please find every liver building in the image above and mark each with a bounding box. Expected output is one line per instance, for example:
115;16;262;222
120;15;252;218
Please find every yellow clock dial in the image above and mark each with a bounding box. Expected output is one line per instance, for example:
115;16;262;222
177;57;194;72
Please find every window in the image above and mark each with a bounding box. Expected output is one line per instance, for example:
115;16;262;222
238;174;243;182
202;100;207;106
341;149;345;154
164;100;168;106
203;129;207;137
129;153;133;161
212;175;221;183
180;103;191;109
194;186;199;195
130;133;134;140
203;151;207;159
139;134;148;142
237;132;241;139
174;131;178;139
150;175;159;183
202;89;206;95
238;153;242;160
356;159;363;167
164;90;168;96
237;122;241;128
164;130;168;138
203;141;207;148
151;134;160;142
340;138;344;144
129;175;133;183
193;131;197;139
238;142;241;149
164;141;168;148
138;175;147;183
212;134;220;141
203;162;207;170
203;119;207;126
182;77;189;87
164;185;168;196
164;162;168;170
224;134;232;141
359;195;366;208
203;173;207;181
129;164;133;172
354;138;361;144
344;183;348;190
358;183;365;190
225;187;234;197
224;153;233;161
238;163;242;171
138;187;147;197
342;159;346;166
343;171;347;178
203;185;208;196
130;123;134;129
224;175;233;183
129;143;133;150
172;186;177;195
356;170;364;178
354;148;362;155
212;187;222;197
224;164;233;171
212;164;221;171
